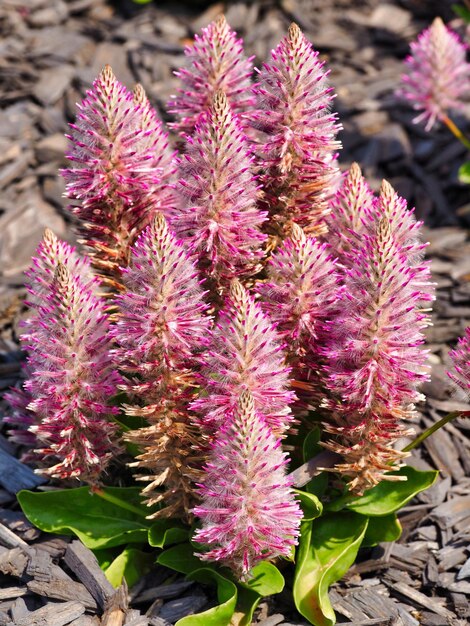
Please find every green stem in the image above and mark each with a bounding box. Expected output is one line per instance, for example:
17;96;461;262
91;487;147;518
403;410;470;453
442;114;470;151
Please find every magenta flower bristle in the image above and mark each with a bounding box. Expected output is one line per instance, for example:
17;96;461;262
398;17;470;130
193;280;294;437
172;90;267;294
448;327;470;395
322;180;435;493
112;213;211;518
193;390;302;580
168;15;255;135
62;66;176;292
253;23;341;241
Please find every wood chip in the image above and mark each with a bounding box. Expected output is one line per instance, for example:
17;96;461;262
7;601;85;626
64;540;114;609
387;581;455;618
0;448;45;494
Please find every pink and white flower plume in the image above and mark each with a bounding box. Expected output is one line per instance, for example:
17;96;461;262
322;181;435;493
20;233;121;483
168;15;255;135
257;223;339;405
193;390;302;580
448;326;470;395
253;23;341;241
193;280;294;437
112;213;211;518
398;17;470;131
63;66;175;291
172;90;266;294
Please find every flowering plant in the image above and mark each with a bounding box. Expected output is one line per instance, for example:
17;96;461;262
6;16;470;626
397;15;470;183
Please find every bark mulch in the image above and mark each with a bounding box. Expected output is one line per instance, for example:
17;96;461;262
0;0;469;624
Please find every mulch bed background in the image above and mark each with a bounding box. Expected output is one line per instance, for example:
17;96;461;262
0;0;469;624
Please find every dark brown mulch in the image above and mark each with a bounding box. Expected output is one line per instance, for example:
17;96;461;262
0;0;469;624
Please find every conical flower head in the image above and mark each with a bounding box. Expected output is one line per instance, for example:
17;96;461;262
63;66;175;292
24;250;121;483
448;326;470;395
193;391;302;580
253;23;341;241
322;181;435;493
168;15;255;135
398;17;470;130
193;280;294;437
326;163;376;263
173;90;267;293
257;224;339;405
112;213;211;518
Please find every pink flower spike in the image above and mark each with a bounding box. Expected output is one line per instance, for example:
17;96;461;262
448;326;470;395
168;15;255;135
193;390;302;580
22;243;121;483
193;280;295;437
253;23;341;241
326;163;376;262
172;90;267;294
112;213;211;518
257;223;339;407
322;180;435;493
398;17;470;131
63;66;175;292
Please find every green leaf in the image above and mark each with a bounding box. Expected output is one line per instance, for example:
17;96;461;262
105;548;154;588
18;487;150;549
453;4;470;23
148;519;189;548
234;562;285;626
294;512;368;626
177;568;238;626
346;466;438;516
458;162;470;184
302;427;328;498
361;514;402;548
157;542;205;575
295;490;323;522
93;547;117;571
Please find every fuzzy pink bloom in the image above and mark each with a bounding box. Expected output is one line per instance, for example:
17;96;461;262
398;17;470;131
168;16;255;135
253;23;341;241
19;233;121;483
4;229;96;449
322;181;435;493
63;66;175;291
112;213;211;518
326;163;376;263
448;327;470;394
193;280;294;437
172;91;267;293
257;223;339;406
193;390;302;580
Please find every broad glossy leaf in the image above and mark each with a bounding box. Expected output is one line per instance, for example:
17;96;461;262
176;568;237;626
234;562;285;626
346;466;438;516
458;162;470;184
157;542;205;575
361;514;402;548
148;519;189;548
294;512;368;626
295;490;323;522
105;547;154;588
18;487;150;549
